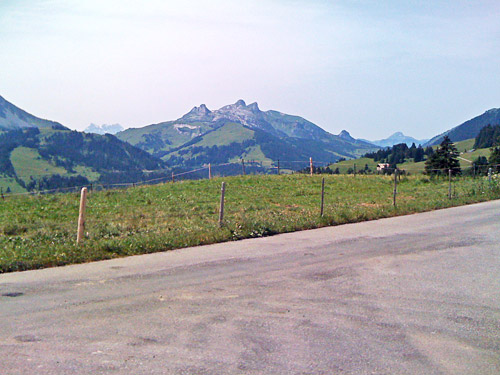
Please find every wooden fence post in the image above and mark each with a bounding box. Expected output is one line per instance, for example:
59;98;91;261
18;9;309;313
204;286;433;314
242;159;246;175
76;187;88;244
209;163;212;179
488;168;492;182
310;157;313;176
393;169;398;207
172;172;175;183
448;169;452;199
219;182;226;227
320;177;325;217
354;163;356;176
277;160;280;175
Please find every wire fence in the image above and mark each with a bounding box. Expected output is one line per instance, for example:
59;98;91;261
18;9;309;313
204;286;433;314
1;168;500;273
0;158;336;198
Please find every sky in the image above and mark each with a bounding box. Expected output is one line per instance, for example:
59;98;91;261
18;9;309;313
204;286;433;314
1;0;499;140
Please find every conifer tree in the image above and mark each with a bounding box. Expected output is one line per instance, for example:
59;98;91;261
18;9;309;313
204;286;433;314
425;136;461;175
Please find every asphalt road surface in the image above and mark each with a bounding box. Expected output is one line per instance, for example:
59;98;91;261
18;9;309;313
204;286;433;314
1;200;500;375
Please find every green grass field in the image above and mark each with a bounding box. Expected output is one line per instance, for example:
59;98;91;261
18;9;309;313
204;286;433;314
1;174;499;273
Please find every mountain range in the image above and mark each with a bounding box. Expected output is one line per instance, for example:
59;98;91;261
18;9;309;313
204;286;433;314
116;100;377;167
1;93;499;193
361;132;428;148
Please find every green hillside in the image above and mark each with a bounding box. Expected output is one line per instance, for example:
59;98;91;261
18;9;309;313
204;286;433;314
166;122;350;169
0;127;167;192
426;108;500;146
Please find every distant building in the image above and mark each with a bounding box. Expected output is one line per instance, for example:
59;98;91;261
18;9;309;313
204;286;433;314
377;163;390;171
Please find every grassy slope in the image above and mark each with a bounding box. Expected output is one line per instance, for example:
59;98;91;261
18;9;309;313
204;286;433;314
0;176;25;194
10;146;101;183
1;174;499;273
11;147;68;183
197;122;254;147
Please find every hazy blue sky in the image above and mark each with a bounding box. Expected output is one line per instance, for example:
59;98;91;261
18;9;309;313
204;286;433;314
1;0;499;139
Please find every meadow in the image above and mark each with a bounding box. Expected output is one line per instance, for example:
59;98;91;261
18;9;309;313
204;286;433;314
1;174;499;273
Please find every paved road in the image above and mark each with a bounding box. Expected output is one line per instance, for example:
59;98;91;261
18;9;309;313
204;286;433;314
1;201;500;375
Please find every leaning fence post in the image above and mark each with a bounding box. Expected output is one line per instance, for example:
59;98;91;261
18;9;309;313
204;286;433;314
320;177;325;217
310;157;313;176
76;187;88;244
219;182;226;227
393;169;398;207
448;169;452;199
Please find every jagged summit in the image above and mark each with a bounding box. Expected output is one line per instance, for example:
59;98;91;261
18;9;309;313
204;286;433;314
248;102;260;113
235;99;246;107
181;103;213;121
187;104;211;115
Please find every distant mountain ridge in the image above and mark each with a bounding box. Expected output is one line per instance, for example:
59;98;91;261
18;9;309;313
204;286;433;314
117;100;377;167
85;123;124;135
361;132;428;148
425;108;500;146
0;95;165;193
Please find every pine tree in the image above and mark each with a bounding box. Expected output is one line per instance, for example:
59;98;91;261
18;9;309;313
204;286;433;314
425;136;461;175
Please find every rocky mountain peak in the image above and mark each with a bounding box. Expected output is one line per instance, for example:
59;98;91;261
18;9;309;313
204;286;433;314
188;104;211;115
181;104;213;121
338;130;355;141
248;102;260;113
235;99;246;107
